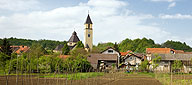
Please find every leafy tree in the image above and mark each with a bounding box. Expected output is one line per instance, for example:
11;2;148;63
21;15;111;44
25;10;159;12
0;38;12;56
152;54;161;70
76;41;84;48
113;42;119;52
62;43;70;55
91;46;100;53
38;56;51;73
63;54;91;72
70;48;87;57
162;40;192;52
172;60;182;72
140;60;149;71
0;37;66;50
97;42;114;52
0;52;10;72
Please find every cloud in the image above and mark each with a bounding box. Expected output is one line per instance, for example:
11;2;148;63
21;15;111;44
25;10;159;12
168;2;176;9
159;14;192;19
0;0;39;11
150;0;174;2
0;0;191;46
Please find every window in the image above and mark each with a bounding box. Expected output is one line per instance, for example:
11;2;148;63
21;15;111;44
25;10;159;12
129;57;132;60
108;50;113;53
88;34;90;37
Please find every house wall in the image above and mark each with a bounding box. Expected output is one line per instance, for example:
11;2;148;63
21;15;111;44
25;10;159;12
67;42;76;46
102;48;119;54
153;61;170;72
125;56;141;65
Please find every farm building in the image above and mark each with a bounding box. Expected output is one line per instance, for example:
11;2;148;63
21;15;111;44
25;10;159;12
150;54;192;73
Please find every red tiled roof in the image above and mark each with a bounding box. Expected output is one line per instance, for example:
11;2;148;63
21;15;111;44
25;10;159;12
120;50;132;56
146;48;174;54
15;46;30;54
174;50;185;54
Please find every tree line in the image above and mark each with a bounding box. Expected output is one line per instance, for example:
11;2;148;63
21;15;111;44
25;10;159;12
1;37;192;53
95;38;192;53
0;37;66;50
0;38;91;75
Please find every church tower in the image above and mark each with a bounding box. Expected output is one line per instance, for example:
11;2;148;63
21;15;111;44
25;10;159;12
84;14;93;51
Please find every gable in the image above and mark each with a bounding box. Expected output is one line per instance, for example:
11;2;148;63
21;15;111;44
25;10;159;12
101;48;119;54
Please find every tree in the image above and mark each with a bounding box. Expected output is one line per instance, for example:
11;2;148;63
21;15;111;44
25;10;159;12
29;43;45;73
0;38;12;56
172;60;182;72
75;41;84;48
70;48;87;57
152;54;161;70
63;54;91;72
38;56;51;73
97;42;114;52
140;60;149;71
113;42;119;52
162;40;192;52
62;43;70;55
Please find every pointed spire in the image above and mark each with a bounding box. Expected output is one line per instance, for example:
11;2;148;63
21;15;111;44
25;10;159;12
85;14;93;24
68;31;80;42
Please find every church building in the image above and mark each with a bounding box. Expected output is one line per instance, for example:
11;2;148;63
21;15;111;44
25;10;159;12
84;14;93;51
54;14;93;52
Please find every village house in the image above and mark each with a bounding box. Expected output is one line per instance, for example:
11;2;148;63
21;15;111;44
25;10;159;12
11;45;30;55
146;48;187;61
150;54;192;73
146;48;192;73
87;47;120;71
119;52;145;70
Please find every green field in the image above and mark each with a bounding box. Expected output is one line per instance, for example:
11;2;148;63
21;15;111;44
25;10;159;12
40;72;104;80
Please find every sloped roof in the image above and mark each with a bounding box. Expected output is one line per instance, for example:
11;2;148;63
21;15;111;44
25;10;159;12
85;14;93;24
175;50;185;54
146;48;174;54
151;54;192;61
101;47;116;53
87;54;118;69
54;44;64;51
120;50;132;56
68;31;80;42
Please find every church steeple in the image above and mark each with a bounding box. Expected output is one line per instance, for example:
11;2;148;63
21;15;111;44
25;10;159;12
84;14;93;52
85;14;93;24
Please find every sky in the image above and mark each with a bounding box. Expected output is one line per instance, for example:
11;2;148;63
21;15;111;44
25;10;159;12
0;0;192;46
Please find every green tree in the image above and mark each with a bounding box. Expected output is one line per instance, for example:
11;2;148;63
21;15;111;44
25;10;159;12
140;60;149;71
113;42;119;52
38;56;51;73
62;43;70;55
76;41;84;48
97;42;114;51
64;54;91;72
0;38;12;56
152;54;161;70
162;40;192;52
172;60;182;72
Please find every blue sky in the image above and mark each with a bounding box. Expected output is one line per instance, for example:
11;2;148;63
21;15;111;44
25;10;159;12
0;0;192;46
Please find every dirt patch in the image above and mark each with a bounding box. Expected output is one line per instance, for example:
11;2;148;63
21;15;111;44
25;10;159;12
0;73;162;85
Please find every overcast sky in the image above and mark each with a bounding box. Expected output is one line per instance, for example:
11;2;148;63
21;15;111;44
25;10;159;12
0;0;192;46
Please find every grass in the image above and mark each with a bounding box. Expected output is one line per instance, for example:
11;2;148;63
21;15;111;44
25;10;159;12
125;71;155;77
39;72;104;80
124;72;192;85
